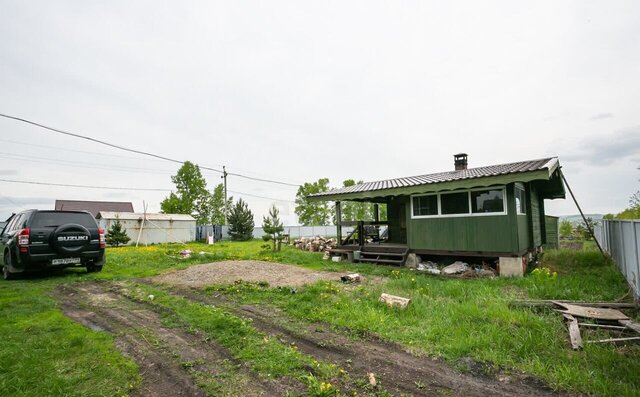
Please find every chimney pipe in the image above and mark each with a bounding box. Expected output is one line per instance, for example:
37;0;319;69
454;153;468;170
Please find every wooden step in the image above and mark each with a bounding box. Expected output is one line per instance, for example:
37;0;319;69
360;245;408;253
358;258;404;265
360;251;406;258
355;247;409;266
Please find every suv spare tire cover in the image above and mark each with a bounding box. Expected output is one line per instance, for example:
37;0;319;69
52;224;92;254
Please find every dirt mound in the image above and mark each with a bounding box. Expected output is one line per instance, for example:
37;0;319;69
152;260;351;287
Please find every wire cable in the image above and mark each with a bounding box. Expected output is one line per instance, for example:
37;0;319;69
0;195;28;210
0;113;300;187
0;178;295;202
0;178;170;191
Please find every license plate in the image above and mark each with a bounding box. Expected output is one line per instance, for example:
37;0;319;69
52;257;81;265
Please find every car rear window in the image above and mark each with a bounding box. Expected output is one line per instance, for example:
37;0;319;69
30;212;97;228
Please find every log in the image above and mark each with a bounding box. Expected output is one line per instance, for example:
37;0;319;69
379;293;411;309
509;300;637;309
563;314;583;350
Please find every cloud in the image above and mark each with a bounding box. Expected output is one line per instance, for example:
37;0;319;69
590;113;614;121
562;126;640;166
0;169;19;175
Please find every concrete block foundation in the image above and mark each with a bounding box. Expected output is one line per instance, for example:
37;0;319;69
499;256;526;277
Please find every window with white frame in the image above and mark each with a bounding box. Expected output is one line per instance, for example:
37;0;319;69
471;189;504;213
411;187;507;218
440;191;470;215
412;195;438;216
515;185;526;214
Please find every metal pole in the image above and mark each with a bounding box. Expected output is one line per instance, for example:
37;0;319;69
560;169;605;257
222;165;228;225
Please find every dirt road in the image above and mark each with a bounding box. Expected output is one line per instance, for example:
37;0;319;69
55;280;561;397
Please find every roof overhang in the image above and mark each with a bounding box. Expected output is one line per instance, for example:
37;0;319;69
309;159;564;202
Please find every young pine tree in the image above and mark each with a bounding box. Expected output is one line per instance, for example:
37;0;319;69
228;199;254;241
105;218;131;247
262;204;284;251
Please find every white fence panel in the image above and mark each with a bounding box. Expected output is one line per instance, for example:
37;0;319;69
197;225;351;241
596;220;640;302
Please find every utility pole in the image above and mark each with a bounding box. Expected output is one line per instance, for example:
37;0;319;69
222;166;228;225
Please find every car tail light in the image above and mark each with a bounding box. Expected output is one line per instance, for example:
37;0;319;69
98;228;106;249
18;228;30;253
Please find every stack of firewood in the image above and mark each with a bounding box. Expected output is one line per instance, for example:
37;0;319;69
292;236;338;253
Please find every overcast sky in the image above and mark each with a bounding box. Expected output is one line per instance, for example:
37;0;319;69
1;0;639;225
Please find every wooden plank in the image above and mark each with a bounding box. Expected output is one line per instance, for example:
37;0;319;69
586;337;640;345
619;320;640;334
552;301;629;320
509;300;637;309
563;314;583;350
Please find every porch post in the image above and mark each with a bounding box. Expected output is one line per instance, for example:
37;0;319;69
373;203;379;222
335;201;342;245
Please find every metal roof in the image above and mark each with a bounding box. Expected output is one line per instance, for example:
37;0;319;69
310;157;559;198
55;200;134;217
96;212;195;222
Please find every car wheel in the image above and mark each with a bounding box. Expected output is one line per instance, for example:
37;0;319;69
3;254;14;280
86;264;96;273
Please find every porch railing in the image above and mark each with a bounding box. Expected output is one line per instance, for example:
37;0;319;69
339;221;388;246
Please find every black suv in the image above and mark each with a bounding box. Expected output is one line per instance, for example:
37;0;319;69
1;210;106;280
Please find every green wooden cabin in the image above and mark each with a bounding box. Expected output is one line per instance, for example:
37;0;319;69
308;154;565;275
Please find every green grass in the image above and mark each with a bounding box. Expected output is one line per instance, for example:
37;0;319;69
199;246;639;397
0;280;138;397
1;241;638;396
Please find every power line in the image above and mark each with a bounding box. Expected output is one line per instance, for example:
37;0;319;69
0;113;208;169
0;195;27;210
226;171;300;187
0;178;295;203
227;190;295;203
0;153;174;175
0;138;172;163
0;178;170;191
0;113;300;187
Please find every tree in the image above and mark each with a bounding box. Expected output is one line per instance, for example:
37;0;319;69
575;217;599;240
105;218;131;247
339;179;376;222
294;178;334;225
615;191;640;219
228;198;254;241
160;162;213;224
559;219;573;237
261;205;284;251
210;183;233;225
607;191;640;220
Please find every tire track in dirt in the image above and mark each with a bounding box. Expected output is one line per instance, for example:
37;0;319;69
54;282;303;397
164;284;563;397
